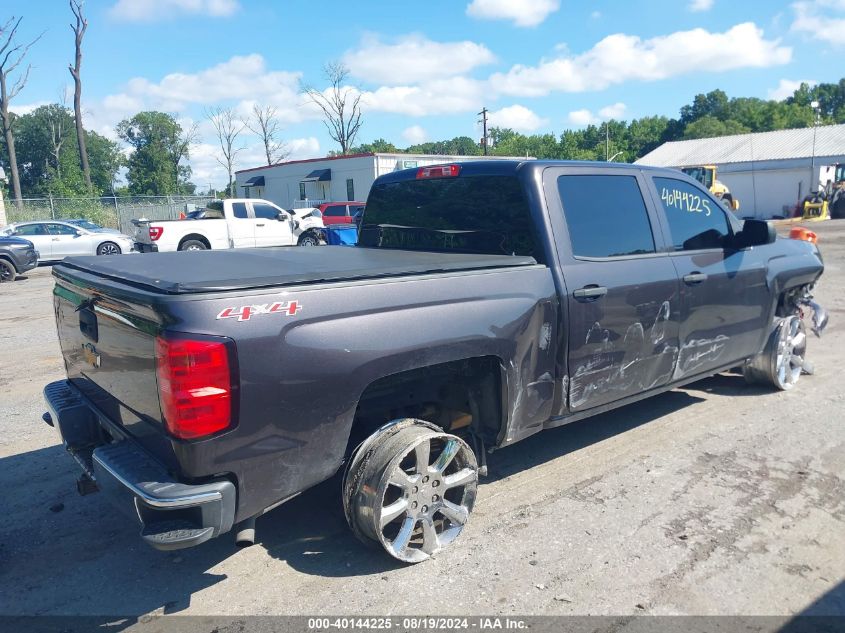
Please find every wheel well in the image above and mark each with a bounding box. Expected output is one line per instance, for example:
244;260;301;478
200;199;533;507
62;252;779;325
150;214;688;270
347;356;504;458
0;255;16;271
178;234;211;249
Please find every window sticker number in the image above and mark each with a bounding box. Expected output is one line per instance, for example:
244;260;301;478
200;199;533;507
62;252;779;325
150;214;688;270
661;187;711;217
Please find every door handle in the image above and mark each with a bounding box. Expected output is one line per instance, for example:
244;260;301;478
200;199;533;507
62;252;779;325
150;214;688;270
256;223;265;227
683;272;708;285
52;237;61;241
573;285;608;301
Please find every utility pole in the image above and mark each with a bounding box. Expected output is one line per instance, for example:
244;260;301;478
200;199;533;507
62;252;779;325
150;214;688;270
478;107;489;156
605;122;610;161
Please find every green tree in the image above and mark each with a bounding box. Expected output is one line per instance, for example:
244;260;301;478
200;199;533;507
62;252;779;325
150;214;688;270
6;103;122;196
682;115;750;140
117;111;195;195
352;138;399;153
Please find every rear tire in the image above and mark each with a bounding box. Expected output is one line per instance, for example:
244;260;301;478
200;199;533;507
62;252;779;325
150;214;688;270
0;259;16;283
96;241;121;256
179;239;207;251
743;315;807;390
343;419;478;563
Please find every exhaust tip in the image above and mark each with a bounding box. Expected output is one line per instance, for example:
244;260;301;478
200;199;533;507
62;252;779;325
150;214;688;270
234;517;256;547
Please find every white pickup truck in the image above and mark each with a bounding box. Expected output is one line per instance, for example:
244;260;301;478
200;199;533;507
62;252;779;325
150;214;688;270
132;199;325;252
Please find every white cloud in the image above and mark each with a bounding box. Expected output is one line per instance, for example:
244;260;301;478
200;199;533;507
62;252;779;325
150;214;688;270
488;104;548;132
791;0;845;47
9;101;49;116
193;137;321;188
402;125;428;145
591;11;602;19
361;77;485;116
109;0;240;22
768;78;818;100
344;34;495;85
490;22;791;97
689;0;715;12
568;109;599;126
466;0;560;27
123;55;303;114
568;103;628;126
598;102;627;119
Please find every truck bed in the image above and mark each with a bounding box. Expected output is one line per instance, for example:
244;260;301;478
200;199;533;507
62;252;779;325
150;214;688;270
55;246;537;294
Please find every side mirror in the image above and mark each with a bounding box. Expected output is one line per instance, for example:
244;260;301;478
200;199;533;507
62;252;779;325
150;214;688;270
74;230;84;237
734;219;776;248
277;211;289;221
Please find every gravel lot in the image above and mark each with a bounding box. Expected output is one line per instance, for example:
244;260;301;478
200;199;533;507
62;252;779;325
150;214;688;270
1;225;843;620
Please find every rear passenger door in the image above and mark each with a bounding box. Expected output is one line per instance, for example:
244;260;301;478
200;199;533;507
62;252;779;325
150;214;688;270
646;175;769;378
226;201;256;248
544;168;682;412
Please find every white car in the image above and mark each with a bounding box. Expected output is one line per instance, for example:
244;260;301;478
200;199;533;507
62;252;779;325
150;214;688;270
132;198;326;252
0;221;134;261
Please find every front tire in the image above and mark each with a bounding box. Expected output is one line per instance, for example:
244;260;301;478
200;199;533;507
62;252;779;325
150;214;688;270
96;241;121;256
297;232;322;247
743;315;807;390
179;239;207;251
343;419;478;563
0;259;16;283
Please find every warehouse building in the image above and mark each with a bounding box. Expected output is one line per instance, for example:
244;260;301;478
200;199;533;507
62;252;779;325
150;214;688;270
636;124;845;218
235;152;522;210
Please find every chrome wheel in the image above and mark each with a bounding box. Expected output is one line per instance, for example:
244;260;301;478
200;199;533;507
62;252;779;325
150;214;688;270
298;235;319;246
343;420;478;563
97;242;121;256
744;315;807;390
774;316;806;390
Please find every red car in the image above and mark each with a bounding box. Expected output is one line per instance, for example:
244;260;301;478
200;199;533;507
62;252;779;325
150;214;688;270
318;202;366;225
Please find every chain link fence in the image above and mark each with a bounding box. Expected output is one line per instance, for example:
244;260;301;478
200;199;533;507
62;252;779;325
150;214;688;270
3;196;216;234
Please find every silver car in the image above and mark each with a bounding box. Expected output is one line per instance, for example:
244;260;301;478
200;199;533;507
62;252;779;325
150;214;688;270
0;221;134;261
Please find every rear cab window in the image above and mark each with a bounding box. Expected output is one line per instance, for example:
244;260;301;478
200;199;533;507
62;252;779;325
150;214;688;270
653;177;732;251
361;174;540;259
231;202;249;219
557;174;655;258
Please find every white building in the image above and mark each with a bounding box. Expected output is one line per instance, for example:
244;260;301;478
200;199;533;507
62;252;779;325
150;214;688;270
235;152;523;209
636;124;845;218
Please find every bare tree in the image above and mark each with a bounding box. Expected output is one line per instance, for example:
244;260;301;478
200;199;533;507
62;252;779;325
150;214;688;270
246;104;289;166
47;87;71;179
207;107;246;196
302;62;363;155
68;0;92;192
0;16;41;205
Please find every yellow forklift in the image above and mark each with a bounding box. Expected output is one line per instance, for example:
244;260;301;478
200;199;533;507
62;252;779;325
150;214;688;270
799;163;845;221
681;165;740;211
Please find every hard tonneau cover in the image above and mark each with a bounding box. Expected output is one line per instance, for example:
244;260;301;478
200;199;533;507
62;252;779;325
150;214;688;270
56;246;537;294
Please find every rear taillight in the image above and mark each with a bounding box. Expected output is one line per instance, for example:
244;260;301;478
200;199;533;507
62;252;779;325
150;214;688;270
416;164;461;179
155;336;236;440
149;226;163;241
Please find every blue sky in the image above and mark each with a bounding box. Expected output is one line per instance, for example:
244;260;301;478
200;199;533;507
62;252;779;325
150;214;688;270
6;0;844;189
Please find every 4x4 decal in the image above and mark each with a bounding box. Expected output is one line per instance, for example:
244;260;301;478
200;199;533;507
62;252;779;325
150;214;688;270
217;300;301;322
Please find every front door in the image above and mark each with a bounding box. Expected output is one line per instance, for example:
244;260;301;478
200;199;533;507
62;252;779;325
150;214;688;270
227;201;256;248
647;175;770;378
250;201;294;247
46;223;90;258
546;169;682;412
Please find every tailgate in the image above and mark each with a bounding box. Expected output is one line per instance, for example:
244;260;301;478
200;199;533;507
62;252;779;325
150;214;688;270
53;273;174;461
131;219;153;245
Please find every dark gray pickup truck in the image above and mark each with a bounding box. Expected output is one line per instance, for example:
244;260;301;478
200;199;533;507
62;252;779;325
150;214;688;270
43;160;826;563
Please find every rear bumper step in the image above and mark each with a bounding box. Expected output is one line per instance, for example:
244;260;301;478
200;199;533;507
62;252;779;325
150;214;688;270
43;380;237;551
